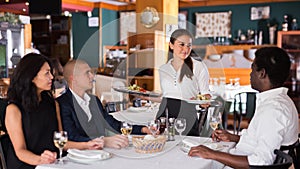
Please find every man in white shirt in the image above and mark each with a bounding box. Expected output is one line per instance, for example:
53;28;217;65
188;47;299;168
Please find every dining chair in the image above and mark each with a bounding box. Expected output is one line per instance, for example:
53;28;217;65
279;133;300;169
0;98;8;169
0;98;7;132
249;149;293;169
0;133;8;169
232;92;256;134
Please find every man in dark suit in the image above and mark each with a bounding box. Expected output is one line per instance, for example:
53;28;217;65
57;59;150;149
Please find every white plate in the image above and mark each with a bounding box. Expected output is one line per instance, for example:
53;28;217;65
67;153;112;164
127;106;148;113
185;99;211;104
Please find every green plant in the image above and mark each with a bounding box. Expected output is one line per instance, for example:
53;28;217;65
0;12;21;24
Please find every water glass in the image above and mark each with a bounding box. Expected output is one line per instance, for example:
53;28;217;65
174;118;186;142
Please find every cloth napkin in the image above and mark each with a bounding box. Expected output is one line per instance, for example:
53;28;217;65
182;138;219;150
182;138;199;148
67;149;111;159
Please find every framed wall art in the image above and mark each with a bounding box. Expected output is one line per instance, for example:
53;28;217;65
195;11;231;38
120;11;136;45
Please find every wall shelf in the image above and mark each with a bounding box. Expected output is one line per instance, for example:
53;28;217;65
277;30;300;113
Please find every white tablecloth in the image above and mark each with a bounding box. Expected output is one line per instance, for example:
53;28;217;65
211;84;257;102
36;136;236;169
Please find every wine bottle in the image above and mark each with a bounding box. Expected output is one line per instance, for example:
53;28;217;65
292;19;298;30
282;15;289;31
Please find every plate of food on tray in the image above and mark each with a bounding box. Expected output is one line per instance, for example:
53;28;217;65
185;94;212;104
113;84;161;97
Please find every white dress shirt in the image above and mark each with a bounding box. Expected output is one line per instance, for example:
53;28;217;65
70;89;92;121
159;58;210;100
229;87;299;165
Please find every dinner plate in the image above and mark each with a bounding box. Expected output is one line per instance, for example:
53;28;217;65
113;87;161;97
67;153;112;164
185;99;211;104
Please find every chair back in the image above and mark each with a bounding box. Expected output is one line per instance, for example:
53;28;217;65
233;92;256;134
249;149;293;169
280;134;300;169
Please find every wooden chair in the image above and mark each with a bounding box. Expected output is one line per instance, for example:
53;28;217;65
232;92;256;134
249;149;293;169
280;134;300;169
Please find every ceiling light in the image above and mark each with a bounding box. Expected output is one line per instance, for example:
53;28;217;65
64;11;70;17
25;2;29;6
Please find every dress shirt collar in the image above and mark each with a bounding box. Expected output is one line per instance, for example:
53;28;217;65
69;89;91;106
256;87;288;103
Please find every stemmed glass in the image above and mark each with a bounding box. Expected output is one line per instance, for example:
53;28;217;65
174;118;186;142
147;120;160;137
121;121;133;136
209;112;222;131
53;131;68;164
121;122;133;146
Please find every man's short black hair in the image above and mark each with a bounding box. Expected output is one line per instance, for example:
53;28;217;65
254;47;291;86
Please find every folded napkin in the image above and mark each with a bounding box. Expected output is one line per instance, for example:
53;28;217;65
182;138;199;148
67;149;111;159
182;138;221;150
203;142;220;150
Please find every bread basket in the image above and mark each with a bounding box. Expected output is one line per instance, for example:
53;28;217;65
132;135;167;153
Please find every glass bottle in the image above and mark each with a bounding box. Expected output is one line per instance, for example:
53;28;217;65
292;19;298;30
282;15;289;31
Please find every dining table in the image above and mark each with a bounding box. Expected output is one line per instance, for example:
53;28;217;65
36;136;236;169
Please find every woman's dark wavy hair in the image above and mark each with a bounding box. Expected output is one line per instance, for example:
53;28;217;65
7;53;54;112
168;29;199;82
254;47;291;87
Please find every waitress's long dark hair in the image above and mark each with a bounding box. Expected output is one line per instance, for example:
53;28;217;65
7;53;54;112
168;29;199;82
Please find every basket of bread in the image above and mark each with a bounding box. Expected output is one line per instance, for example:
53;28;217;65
132;135;167;153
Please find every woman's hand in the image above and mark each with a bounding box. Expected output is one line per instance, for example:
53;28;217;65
40;150;57;164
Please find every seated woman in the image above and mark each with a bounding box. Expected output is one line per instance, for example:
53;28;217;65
5;53;103;169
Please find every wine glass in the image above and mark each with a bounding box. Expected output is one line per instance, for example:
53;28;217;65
53;131;68;164
209;112;222;131
121;121;133;136
121;122;133;147
147;120;160;136
174;118;186;142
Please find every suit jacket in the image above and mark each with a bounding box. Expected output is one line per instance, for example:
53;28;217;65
57;89;144;142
